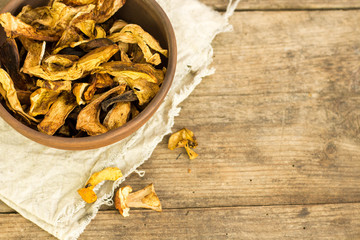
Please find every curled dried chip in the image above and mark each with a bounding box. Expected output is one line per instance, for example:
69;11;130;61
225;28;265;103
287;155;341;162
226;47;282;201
115;184;162;217
83;73;114;102
101;91;137;112
125;78;159;105
109;20;128;34
95;61;162;84
76;85;124;136
29;88;60;117
37;92;77;135
20;37;47;75
94;0;126;23
43;55;79;71
95;26;107;38
79;38;114;52
0;13;61;41
168;128;199;160
103;102;131;130
0;68;38;122
108;24;167;65
75;19;95;38
26;44;119;81
78;167;123;203
36;80;72;92
73;83;90;105
0;38;31;91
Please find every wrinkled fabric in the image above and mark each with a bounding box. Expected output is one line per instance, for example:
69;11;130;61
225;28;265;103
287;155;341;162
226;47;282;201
0;0;240;239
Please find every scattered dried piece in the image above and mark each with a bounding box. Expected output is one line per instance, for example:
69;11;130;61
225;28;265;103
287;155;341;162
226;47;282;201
168;128;199;160
115;184;161;217
78;167;123;203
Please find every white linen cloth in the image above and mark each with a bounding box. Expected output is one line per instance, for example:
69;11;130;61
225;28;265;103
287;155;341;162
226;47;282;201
0;0;239;239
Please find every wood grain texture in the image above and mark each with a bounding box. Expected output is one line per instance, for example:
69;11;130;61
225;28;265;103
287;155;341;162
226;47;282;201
0;203;359;239
1;3;360;240
200;0;360;10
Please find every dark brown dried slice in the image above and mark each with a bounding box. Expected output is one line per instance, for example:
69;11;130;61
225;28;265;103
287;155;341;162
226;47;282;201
0;38;29;90
38;92;77;135
36;80;72;92
79;38;114;52
76;85;124;136
103;102;130;130
101;91;137;112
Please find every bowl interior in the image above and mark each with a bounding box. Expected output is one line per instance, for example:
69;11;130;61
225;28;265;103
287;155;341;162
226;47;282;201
0;0;176;150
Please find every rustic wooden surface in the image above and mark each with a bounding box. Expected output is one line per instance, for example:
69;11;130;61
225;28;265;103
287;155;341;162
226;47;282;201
1;0;360;239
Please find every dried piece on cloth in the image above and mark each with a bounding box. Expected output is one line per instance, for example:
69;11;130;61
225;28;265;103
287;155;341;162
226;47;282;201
108;24;167;65
36;80;72;92
101;90;137;111
29;88;60;117
0;68;38;122
73;83;90;105
0;13;61;41
78;167;123;203
168;128;199;160
103;102;130;130
0;38;29;90
37;92;77;135
115;184;162;217
76;85;124;136
26;44;119;81
95;61;163;84
125;78;159;105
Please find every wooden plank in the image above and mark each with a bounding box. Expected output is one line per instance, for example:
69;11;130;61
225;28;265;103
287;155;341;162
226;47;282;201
0;0;360;12
114;10;360;209
0;203;359;239
200;0;360;10
2;9;360;213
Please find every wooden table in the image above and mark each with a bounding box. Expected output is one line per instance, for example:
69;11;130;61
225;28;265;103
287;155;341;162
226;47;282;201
1;0;360;239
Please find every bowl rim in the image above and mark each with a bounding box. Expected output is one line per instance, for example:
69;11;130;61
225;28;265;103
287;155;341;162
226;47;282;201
0;0;177;150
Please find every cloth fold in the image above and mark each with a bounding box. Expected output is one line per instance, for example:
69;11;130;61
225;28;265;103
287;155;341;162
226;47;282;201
0;0;239;239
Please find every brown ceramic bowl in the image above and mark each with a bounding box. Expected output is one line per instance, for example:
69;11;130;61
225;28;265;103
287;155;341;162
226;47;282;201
0;0;176;150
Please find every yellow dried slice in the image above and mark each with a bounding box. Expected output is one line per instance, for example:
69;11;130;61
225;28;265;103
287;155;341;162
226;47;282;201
94;0;126;23
108;24;168;64
20;37;47;75
78;167;123;203
37;92;77;135
109;20;128;34
26;44;119;81
125;78;159;105
95;26;106;39
95;61;162;84
29;88;59;117
62;0;97;5
75;19;96;38
103;102;131;130
0;69;38;122
168;128;198;160
73;83;90;105
76;85;124;136
0;13;61;41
